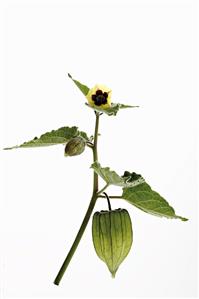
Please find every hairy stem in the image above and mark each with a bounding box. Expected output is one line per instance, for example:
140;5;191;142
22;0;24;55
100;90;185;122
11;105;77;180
54;112;101;285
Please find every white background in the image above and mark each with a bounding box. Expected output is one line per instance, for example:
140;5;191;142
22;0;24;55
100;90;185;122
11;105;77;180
0;0;198;297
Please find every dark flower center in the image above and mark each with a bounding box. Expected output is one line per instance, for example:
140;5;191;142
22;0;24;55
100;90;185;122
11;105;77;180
92;89;108;106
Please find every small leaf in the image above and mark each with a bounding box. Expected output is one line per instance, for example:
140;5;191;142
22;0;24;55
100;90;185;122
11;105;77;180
122;183;188;221
68;73;90;96
86;103;139;116
4;126;89;150
91;162;145;187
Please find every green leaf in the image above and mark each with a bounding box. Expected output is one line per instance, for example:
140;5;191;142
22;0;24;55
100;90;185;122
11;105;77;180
86;103;139;116
91;162;145;187
122;183;188;221
4;126;89;150
91;162;187;221
68;73;90;96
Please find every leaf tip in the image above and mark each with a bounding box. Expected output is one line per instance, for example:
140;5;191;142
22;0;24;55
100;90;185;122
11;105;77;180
175;215;188;221
3;146;17;150
179;216;189;222
128;105;140;109
68;73;72;79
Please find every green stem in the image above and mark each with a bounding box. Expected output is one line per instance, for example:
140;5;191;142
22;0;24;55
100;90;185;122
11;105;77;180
53;194;98;285
93;112;99;192
97;183;109;195
53;112;101;286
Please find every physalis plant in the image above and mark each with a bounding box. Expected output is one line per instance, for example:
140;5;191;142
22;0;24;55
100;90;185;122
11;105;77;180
4;74;188;285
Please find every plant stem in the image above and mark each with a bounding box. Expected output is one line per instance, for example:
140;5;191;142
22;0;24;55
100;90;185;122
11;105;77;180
96;184;109;196
93;112;99;192
53;112;101;286
103;192;112;211
98;195;123;199
53;194;98;285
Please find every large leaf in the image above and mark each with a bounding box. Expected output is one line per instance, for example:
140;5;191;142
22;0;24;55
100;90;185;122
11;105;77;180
86;103;139;116
91;162;145;187
4;126;89;149
68;73;89;96
91;162;187;221
122;183;188;221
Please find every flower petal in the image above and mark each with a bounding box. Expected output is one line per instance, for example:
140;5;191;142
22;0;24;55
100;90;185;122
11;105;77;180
86;84;112;109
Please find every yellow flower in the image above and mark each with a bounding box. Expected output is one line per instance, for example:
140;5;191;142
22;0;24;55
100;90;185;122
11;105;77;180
86;84;112;109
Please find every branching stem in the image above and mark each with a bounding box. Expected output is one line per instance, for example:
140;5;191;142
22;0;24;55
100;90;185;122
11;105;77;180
54;112;107;285
97;184;109;195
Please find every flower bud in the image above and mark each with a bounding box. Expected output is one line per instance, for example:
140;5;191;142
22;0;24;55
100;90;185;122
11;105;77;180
92;208;133;277
64;137;85;157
